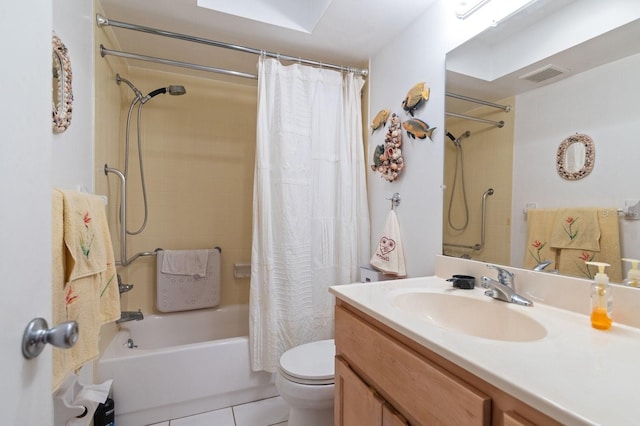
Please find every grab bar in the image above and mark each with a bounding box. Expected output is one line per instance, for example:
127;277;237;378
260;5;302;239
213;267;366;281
443;188;494;251
104;163;160;266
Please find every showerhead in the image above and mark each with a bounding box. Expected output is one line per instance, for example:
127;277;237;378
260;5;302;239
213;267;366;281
141;85;187;104
167;85;186;96
457;130;471;143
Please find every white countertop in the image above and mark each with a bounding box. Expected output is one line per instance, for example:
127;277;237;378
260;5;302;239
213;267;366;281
330;276;640;426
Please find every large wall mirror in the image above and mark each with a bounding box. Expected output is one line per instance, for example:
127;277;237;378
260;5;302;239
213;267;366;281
443;1;640;285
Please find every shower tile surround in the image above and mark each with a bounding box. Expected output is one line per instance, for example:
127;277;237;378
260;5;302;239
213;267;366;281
96;66;258;315
443;97;514;265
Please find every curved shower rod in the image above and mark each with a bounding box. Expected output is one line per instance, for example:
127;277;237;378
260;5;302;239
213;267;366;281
96;14;368;77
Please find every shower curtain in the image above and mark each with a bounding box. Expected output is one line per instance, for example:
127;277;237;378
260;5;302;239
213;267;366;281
250;57;370;372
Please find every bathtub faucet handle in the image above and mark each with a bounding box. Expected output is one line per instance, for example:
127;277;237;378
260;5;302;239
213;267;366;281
118;274;134;294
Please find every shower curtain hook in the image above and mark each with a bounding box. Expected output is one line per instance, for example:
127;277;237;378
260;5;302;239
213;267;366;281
387;193;401;210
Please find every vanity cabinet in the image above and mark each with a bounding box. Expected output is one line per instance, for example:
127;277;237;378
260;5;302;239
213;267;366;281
335;357;408;425
334;300;561;426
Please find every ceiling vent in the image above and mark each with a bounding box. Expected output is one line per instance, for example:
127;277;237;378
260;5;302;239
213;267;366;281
519;64;568;83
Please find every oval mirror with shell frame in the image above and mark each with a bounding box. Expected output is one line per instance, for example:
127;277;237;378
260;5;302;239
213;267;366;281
52;33;73;133
556;133;595;180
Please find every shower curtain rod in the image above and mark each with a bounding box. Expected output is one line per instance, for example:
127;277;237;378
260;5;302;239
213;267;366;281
96;14;368;77
446;92;511;112
100;45;258;80
445;111;505;128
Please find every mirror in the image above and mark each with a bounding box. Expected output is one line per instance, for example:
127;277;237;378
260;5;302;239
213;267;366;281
52;33;73;133
444;3;640;284
556;134;594;181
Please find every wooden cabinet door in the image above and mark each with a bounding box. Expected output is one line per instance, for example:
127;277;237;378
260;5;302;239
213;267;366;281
503;411;535;426
382;402;409;426
336;305;491;425
335;356;383;425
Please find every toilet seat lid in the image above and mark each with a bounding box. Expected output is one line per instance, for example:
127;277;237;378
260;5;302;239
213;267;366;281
279;339;335;384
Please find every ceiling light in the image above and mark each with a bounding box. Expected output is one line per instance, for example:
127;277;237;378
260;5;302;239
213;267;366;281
452;0;492;19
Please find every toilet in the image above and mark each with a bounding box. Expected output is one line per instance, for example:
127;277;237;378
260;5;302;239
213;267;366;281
276;339;336;426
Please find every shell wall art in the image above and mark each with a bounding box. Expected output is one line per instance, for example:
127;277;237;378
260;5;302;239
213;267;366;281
371;113;404;182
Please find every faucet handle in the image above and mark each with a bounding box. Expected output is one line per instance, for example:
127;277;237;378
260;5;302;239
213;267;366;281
486;264;514;285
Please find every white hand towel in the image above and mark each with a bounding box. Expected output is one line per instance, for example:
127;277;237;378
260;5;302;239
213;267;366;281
370;210;406;277
161;249;209;278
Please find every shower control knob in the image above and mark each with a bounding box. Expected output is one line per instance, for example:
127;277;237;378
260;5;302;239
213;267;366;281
21;317;79;359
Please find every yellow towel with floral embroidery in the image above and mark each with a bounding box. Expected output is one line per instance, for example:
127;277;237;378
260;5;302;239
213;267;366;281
523;209;558;270
549;208;601;251
52;189;121;392
556;209;622;282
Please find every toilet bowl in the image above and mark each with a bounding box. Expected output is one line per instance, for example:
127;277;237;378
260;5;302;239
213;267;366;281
276;339;335;426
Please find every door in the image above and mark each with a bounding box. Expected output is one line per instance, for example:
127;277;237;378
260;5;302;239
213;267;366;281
0;2;53;425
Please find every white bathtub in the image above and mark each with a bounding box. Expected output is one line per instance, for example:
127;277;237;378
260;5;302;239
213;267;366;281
97;304;277;426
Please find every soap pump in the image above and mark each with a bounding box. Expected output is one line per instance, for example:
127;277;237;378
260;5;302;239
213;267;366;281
622;258;640;287
586;261;612;330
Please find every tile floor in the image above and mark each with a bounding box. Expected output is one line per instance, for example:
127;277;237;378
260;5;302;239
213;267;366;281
149;396;288;426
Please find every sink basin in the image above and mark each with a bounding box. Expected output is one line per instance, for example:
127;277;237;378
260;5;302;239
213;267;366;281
392;291;547;342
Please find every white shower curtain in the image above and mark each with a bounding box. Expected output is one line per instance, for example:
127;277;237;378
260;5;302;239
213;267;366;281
250;57;370;372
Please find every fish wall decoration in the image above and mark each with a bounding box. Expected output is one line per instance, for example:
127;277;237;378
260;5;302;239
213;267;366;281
370;109;390;134
401;82;430;116
402;118;436;140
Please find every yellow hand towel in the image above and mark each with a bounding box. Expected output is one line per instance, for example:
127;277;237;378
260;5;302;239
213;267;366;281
523;209;558;270
370;210;406;277
62;190;108;280
556;209;622;282
549;208;601;251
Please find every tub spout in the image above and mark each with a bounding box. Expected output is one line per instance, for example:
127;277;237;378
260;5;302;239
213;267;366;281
116;309;144;324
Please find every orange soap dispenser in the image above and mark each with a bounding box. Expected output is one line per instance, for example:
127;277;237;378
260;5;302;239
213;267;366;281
586;261;612;330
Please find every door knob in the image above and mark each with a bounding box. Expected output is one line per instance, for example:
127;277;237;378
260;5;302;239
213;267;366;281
22;318;79;359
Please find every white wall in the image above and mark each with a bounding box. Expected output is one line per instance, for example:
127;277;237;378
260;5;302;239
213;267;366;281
511;53;640;271
367;1;489;277
52;0;95;191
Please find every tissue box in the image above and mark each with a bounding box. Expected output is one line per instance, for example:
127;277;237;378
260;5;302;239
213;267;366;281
360;265;394;283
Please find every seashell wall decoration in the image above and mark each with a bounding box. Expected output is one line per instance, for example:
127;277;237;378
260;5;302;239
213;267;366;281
371;113;404;182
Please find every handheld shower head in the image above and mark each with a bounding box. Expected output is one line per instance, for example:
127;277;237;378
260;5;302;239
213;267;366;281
167;85;186;96
141;85;187;104
458;130;471;142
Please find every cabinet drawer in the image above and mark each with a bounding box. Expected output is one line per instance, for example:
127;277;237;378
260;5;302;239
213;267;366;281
335;305;490;425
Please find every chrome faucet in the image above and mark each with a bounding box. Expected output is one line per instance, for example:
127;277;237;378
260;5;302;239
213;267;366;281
117;274;134;294
481;264;533;306
533;260;558;273
116;309;144;324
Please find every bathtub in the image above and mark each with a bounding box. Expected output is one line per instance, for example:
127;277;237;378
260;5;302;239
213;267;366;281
97;304;277;426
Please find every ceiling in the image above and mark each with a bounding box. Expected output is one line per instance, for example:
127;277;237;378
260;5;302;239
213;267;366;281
98;0;437;84
446;1;640;112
